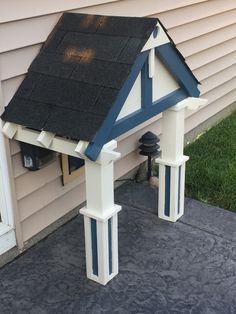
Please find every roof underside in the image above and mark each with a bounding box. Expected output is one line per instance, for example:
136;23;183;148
1;13;158;142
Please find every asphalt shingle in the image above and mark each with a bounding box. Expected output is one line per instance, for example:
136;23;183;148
2;13;158;142
71;59;131;89
43;107;105;141
30;75;101;111
1;98;51;130
57;32;129;62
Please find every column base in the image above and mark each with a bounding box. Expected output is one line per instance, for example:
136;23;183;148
87;269;118;286
80;205;121;285
156;156;188;222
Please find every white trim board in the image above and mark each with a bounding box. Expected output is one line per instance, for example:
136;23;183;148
0;80;17;255
0;223;16;255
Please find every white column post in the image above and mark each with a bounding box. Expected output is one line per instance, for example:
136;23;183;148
156;105;188;222
156;97;207;222
80;141;121;285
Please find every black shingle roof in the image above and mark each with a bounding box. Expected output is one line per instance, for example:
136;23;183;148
2;13;158;141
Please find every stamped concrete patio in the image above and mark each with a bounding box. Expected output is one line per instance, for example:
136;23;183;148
0;182;236;314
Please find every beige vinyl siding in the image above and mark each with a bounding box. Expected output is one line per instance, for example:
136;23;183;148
0;0;208;24
0;0;235;243
155;0;236;28
187;38;236;69
194;51;236;81
167;10;236;43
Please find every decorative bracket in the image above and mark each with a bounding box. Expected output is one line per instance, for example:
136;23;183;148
37;131;55;148
2;122;18;139
170;97;208;112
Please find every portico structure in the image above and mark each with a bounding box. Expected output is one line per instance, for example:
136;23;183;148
1;13;207;285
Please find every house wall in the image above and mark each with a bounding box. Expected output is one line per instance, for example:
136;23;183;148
0;0;235;245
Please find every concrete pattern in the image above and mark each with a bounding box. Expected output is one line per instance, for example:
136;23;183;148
0;182;236;313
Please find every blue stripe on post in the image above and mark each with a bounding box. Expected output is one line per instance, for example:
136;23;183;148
91;218;98;276
178;166;182;214
165;166;171;216
108;218;112;275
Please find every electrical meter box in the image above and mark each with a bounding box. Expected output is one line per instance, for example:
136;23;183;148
20;142;56;171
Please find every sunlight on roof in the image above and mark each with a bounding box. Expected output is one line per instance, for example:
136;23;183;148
79;15;108;31
64;47;95;63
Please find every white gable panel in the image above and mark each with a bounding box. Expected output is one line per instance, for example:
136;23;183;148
116;73;141;121
153;56;179;101
142;23;170;52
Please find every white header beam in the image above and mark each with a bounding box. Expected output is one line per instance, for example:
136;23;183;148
2;123;120;165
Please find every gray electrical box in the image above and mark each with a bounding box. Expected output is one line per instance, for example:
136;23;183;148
20;142;56;171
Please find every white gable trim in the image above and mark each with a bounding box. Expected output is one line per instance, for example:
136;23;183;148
142;23;170;52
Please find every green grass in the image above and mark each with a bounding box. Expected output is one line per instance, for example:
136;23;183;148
184;110;236;212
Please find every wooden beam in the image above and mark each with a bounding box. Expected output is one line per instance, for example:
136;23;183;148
14;125;79;157
8;125;120;165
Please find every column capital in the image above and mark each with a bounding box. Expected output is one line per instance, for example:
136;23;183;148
75;139;120;165
156;155;189;167
168;97;208;112
80;204;121;222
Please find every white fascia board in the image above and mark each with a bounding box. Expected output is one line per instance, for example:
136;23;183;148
142;23;170;52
